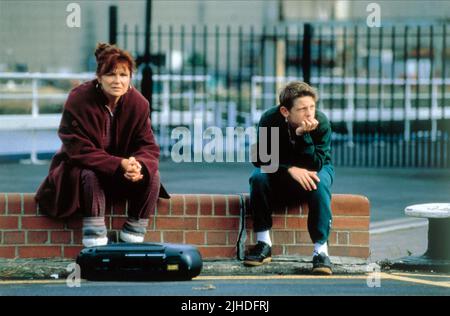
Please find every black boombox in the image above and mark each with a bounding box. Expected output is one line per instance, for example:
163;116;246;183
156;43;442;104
76;242;203;281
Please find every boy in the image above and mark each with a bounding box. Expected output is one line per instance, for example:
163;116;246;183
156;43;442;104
246;81;334;275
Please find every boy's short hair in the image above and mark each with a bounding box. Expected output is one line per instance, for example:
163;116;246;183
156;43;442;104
279;81;318;110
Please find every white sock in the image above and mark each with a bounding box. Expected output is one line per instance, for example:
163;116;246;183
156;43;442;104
313;242;328;256
256;230;272;247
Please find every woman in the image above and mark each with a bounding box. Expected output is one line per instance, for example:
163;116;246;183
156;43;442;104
35;43;170;247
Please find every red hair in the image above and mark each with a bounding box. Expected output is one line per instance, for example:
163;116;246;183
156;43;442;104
94;43;136;77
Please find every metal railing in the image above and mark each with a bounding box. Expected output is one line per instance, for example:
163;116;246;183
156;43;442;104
1;21;450;167
0;72;210;163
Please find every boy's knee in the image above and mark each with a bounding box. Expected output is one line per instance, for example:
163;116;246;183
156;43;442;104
309;181;331;199
249;170;270;187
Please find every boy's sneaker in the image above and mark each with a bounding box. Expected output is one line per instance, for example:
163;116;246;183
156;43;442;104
312;252;333;275
243;241;272;266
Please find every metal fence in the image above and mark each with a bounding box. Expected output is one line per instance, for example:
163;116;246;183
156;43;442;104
112;20;450;167
0;72;210;162
1;21;449;167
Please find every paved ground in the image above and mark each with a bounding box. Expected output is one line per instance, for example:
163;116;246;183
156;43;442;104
0;272;449;296
370;224;428;262
0;161;449;296
1;160;450;222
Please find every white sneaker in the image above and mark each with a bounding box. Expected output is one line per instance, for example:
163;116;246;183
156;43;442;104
82;236;108;248
119;230;144;243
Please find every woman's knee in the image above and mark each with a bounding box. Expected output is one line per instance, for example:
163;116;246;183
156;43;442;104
80;169;98;182
150;170;161;187
139;170;160;190
80;169;102;191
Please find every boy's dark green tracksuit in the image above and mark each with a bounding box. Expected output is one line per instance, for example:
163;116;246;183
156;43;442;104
250;106;334;245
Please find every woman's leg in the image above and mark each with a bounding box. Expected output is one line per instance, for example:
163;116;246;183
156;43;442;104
119;170;161;243
79;169;108;247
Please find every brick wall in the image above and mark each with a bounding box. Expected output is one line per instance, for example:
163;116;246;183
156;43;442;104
0;193;370;260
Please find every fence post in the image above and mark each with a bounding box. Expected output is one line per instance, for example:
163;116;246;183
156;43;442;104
302;23;313;85
109;6;117;45
141;0;153;114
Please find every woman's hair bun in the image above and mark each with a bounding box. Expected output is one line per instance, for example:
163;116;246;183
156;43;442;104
94;43;112;61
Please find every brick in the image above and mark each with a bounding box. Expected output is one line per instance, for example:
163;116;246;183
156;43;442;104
156;197;170;215
63;246;83;259
287;205;302;215
245;217;254;230
185;231;205;245
273;231;294;244
227;231;239;245
111;217;127;230
285;245;314;256
198;195;213;216
162;231;184;243
171;196;184;215
3;231;25;244
22;216;64;229
246;231;256;244
198;217;239;230
184;195;199;215
271;245;284;256
329;246;370;258
300;203;310;215
65;217;83;229
328;231;338;246
6;193;22;215
144;231;162;243
331;194;370;216
51;231;72;244
112;199;127;216
207;232;227;245
19;246;61;258
0;193;5;214
0;246;16;258
198;246;236;259
295;230;311;244
105;216;114;230
0;216;19;229
273;216;287;229
72;230;83;245
332;217;370;230
350;232;370;246
27;231;49;244
23;194;37;215
337;232;349;245
156;217;197;230
286;216;308;230
228;196;241;216
212;195;227;216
